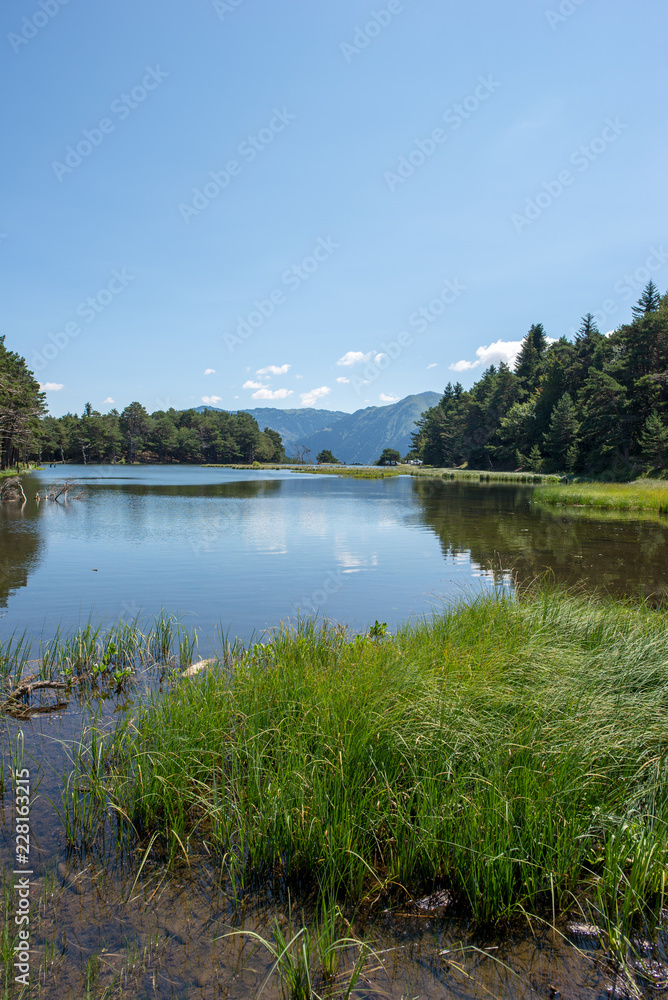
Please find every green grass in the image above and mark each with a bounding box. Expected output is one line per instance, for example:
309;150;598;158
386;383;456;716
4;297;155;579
0;464;42;479
405;466;562;483
292;467;400;479
62;587;668;961
0;613;202;716
534;478;668;512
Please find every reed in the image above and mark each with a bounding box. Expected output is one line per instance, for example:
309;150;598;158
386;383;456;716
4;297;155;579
55;584;668;968
534;478;668;512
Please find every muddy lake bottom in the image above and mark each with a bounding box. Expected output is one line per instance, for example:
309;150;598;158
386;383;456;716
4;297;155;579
3;467;668;997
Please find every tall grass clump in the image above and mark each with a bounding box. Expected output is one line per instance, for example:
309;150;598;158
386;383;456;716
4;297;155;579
68;588;668;946
535;478;668;512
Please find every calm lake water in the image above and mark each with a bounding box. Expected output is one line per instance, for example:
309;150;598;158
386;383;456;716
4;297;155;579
3;465;668;649
3;466;668;998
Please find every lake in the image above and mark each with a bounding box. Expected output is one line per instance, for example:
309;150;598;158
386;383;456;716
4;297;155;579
3;465;668;651
3;465;668;999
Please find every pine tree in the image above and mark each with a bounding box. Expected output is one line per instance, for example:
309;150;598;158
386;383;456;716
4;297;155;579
579;370;630;466
566;443;579;473
0;336;47;469
639;411;668;469
529;322;548;355
528;444;543;472
575;313;599;342
514;324;548;393
632;280;661;318
543;392;580;469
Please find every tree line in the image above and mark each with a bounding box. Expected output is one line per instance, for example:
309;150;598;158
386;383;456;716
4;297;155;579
411;282;668;474
37;403;286;465
0;336;47;470
0;365;286;467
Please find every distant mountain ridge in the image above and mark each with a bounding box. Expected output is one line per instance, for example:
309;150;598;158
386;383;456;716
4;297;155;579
296;392;440;464
195;392;440;463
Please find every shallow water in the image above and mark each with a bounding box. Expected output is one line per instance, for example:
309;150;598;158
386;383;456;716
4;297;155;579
2;466;668;997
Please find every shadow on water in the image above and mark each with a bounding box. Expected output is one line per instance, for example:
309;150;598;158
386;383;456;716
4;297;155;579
0;501;44;611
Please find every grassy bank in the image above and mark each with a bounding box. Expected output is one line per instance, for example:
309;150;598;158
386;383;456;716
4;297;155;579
535;478;668;512
0;463;42;479
65;588;668;951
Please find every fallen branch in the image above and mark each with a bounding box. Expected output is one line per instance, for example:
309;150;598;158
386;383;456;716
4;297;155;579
1;678;69;714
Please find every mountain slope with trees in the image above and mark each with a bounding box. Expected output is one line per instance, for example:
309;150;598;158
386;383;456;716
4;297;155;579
297;392;441;464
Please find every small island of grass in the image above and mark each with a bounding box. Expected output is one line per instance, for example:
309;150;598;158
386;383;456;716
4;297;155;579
535;478;668;513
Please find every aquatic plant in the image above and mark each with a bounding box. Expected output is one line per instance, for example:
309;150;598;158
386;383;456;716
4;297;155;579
59;585;668;970
534;478;668;512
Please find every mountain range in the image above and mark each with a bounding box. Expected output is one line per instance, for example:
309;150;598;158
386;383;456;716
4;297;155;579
195;391;440;464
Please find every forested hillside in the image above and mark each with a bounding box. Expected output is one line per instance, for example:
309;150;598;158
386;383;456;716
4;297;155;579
411;282;668;474
298;392;440;464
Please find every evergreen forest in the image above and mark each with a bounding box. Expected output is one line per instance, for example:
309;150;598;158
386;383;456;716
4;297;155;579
411;282;668;475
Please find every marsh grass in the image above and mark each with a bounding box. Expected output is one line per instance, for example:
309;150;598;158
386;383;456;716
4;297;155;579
291;468;400;479
223;898;372;1000
56;585;668;979
535;478;668;513
0;613;203;717
403;467;562;483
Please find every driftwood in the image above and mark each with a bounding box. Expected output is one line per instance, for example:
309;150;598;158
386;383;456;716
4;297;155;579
0;476;27;503
1;676;69;717
181;658;216;678
35;479;84;502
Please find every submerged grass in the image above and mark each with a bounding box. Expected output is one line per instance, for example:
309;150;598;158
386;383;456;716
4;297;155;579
535;478;668;512
0;612;202;718
63;586;668;956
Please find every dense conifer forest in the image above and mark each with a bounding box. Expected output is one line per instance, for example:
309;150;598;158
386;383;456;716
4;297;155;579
410;282;668;475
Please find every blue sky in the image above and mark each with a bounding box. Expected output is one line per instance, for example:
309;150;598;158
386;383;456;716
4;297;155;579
2;0;667;418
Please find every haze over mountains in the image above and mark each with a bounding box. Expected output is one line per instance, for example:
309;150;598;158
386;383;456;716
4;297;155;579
196;391;440;463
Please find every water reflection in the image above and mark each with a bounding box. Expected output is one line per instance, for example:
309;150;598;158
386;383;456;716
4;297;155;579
0;499;44;609
3;470;668;643
411;478;668;600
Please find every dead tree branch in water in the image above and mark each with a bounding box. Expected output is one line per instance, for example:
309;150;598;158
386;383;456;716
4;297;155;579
35;479;85;502
0;476;26;502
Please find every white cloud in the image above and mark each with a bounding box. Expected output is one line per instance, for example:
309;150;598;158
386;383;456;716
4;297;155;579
450;339;524;373
201;395;223;405
257;364;290;376
336;376;350;384
379;393;399;403
39;382;64;391
251;387;294;400
102;396;115;404
336;350;384;367
204;368;215;375
243;380;266;390
300;386;331;407
295;374;303;379
426;363;438;370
